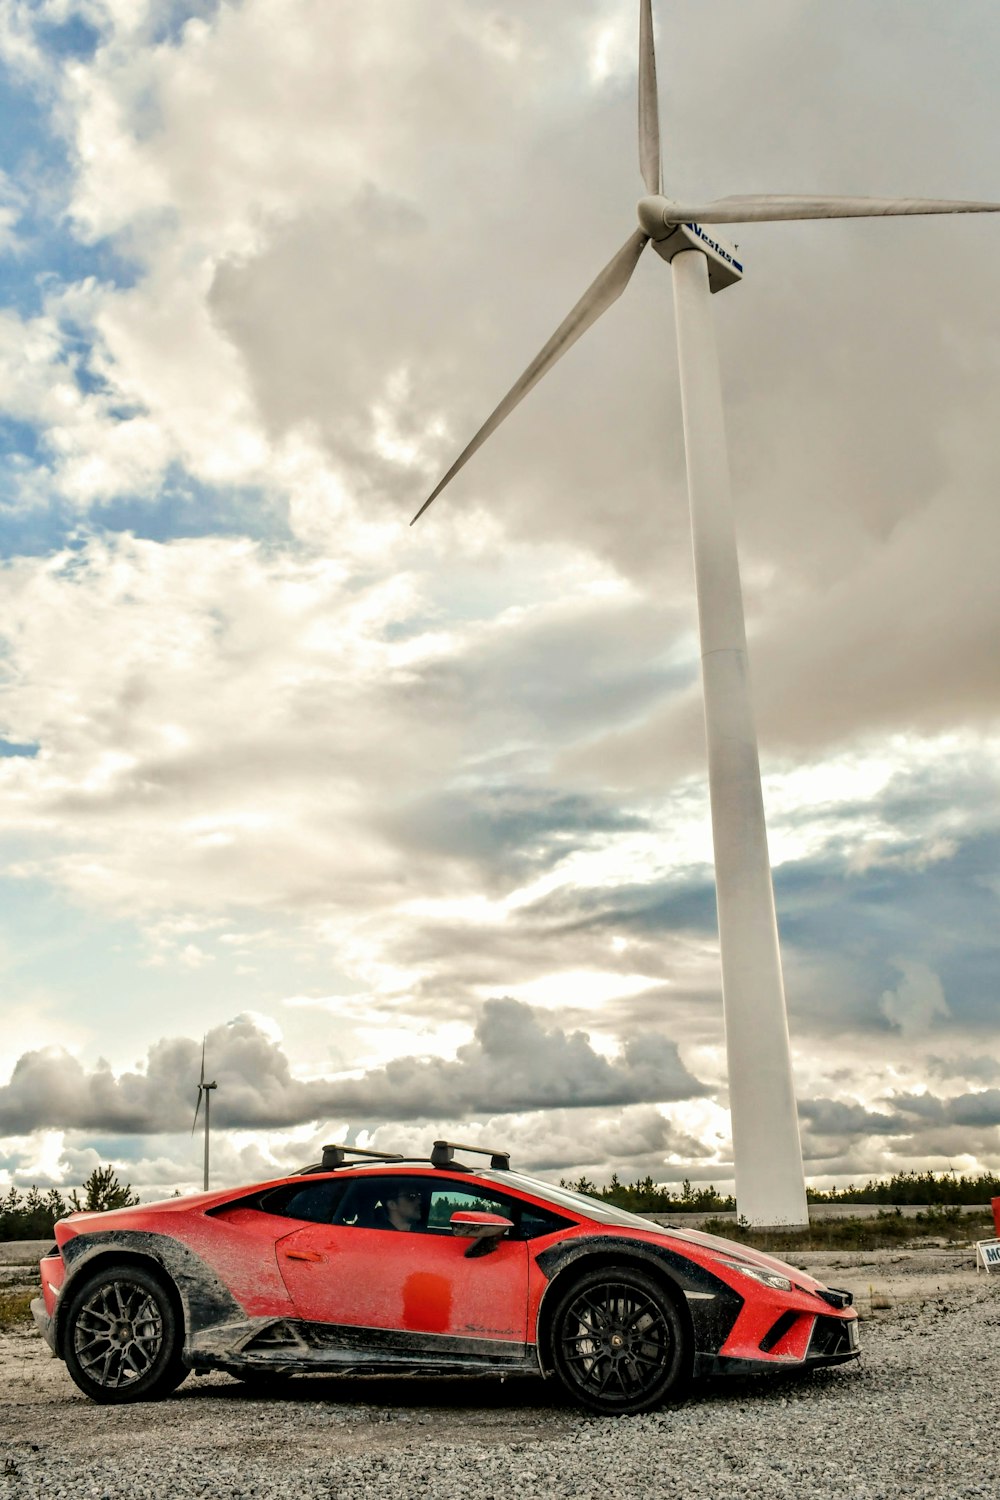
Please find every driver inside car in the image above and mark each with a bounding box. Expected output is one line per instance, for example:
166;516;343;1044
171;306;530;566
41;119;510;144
371;1185;426;1232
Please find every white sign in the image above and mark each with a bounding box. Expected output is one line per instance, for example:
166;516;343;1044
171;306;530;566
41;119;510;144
976;1239;1000;1272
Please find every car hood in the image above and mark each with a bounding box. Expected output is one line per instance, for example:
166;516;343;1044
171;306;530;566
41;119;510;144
55;1185;245;1236
640;1221;829;1290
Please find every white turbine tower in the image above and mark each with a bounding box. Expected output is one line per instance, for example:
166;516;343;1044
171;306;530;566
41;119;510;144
191;1039;217;1193
411;1;1000;1226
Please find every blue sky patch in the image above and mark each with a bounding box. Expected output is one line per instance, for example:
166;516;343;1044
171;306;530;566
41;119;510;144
95;469;294;546
35;14;102;63
0;740;39;758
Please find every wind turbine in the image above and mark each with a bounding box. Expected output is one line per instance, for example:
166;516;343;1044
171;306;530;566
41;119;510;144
191;1038;217;1192
411;1;1000;1225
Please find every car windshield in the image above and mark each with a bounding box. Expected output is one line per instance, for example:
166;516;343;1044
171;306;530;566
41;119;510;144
490;1171;663;1231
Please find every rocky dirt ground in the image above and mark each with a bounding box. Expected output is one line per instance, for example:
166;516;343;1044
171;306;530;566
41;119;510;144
1;1243;997;1498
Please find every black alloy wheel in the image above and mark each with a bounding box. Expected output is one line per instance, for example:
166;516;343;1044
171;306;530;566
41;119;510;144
550;1266;688;1415
63;1265;187;1404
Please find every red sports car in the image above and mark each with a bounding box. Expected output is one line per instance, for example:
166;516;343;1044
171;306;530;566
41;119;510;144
32;1141;859;1415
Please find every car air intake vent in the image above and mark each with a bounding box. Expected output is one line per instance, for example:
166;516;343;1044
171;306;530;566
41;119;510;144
817;1287;853;1309
759;1311;799;1353
808;1315;855;1360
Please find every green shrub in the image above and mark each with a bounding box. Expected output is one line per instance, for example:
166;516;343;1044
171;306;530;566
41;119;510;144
807;1170;1000;1207
698;1207;994;1253
0;1290;34;1330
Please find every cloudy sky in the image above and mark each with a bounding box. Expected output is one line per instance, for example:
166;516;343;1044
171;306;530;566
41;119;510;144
1;0;999;1203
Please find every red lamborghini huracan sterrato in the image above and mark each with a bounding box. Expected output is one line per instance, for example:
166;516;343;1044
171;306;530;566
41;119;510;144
32;1141;859;1415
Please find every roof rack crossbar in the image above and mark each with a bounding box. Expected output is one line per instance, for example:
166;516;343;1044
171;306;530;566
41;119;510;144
297;1144;406;1175
322;1144;407;1169
431;1139;511;1172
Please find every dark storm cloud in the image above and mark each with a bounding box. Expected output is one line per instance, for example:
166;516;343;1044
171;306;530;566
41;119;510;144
384;590;694;797
0;1001;706;1134
326;997;705;1119
796;1089;1000;1175
798;1099;906;1138
413;813;996;1029
894;1091;1000;1130
369;805;998;1058
382;871;724;1049
381;787;648;891
774;829;1000;1037
926;1055;1000;1087
491;1104;714;1176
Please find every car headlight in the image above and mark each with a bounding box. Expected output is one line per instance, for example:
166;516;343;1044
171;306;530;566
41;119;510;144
715;1258;794;1292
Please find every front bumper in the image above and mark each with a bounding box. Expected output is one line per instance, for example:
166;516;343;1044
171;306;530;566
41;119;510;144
694;1303;860;1380
807;1310;860;1365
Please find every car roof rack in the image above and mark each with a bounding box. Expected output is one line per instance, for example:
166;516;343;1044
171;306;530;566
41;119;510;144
296;1140;512;1176
430;1140;511;1172
297;1144;406;1176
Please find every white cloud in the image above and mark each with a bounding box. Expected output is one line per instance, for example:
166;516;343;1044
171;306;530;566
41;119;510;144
0;1002;705;1137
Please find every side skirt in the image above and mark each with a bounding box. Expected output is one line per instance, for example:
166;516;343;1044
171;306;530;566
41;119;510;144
188;1318;540;1379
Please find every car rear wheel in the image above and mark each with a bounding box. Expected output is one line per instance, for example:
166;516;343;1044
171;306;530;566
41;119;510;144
63;1265;186;1404
550;1266;688;1415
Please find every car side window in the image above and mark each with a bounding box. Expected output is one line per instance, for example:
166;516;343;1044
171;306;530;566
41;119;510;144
425;1183;515;1232
308;1174;572;1239
517;1201;571;1240
259;1178;349;1224
329;1176;509;1232
331;1176;415;1228
425;1181;570;1240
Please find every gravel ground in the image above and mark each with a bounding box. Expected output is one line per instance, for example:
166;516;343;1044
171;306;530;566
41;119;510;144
2;1255;998;1499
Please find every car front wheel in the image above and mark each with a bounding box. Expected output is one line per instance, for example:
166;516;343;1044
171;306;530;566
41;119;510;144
550;1266;688;1415
63;1265;186;1404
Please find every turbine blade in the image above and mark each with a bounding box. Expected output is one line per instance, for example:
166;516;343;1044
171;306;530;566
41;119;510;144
192;1089;202;1135
672;194;1000;224
199;1036;206;1087
638;0;661;195
412;229;648;524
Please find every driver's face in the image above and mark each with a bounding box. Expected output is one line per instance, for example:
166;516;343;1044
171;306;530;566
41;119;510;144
389;1188;422;1225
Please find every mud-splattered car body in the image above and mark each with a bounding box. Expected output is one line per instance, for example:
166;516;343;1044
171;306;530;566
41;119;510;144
33;1143;858;1414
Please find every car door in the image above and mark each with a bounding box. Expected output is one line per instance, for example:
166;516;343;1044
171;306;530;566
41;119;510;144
276;1174;529;1343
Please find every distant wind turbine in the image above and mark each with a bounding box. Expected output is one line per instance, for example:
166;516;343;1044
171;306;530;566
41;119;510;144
411;0;1000;1225
191;1039;217;1192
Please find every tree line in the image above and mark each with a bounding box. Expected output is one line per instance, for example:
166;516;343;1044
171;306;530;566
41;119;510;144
562;1168;1000;1214
561;1175;737;1212
806;1169;1000;1206
1;1167;140;1239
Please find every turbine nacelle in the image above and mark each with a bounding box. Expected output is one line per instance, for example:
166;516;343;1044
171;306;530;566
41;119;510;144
637;197;744;292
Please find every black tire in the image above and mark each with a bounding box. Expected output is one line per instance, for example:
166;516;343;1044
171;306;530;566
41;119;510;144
549;1266;688;1416
63;1265;187;1405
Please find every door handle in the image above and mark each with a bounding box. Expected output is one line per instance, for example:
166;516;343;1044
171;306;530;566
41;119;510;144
284;1249;324;1263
